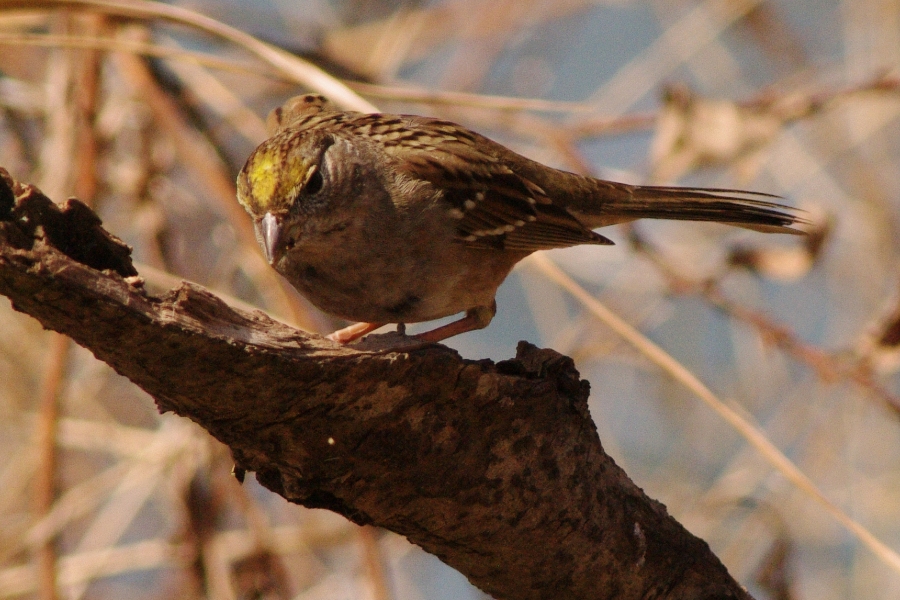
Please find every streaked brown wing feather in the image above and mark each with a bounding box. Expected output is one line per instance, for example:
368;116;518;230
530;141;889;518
338;113;605;251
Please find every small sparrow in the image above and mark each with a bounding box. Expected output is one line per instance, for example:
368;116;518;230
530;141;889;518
237;94;803;343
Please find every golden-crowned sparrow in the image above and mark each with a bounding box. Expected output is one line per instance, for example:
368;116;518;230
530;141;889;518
237;94;803;343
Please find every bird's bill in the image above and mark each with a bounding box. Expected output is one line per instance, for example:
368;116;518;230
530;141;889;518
256;212;282;265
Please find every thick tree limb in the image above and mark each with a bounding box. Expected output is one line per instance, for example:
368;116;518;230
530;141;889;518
0;167;751;599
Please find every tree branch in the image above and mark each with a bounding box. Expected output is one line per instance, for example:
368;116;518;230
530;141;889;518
0;167;751;600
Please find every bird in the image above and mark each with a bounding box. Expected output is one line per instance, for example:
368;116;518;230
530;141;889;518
236;94;804;344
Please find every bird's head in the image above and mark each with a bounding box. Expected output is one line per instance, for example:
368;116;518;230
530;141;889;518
236;128;339;265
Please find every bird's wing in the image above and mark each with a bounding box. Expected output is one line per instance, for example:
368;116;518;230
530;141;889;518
342;113;611;251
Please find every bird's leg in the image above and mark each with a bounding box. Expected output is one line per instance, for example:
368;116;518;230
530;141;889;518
327;321;386;344
415;302;497;343
327;303;495;345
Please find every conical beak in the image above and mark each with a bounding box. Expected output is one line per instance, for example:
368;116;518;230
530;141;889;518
256;212;281;265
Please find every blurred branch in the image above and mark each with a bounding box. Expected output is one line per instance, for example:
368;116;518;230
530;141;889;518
32;11;107;599
0;32;598;116
359;527;392;600
0;31;276;79
648;75;900;182
524;77;900;417
570;73;900;140
625;228;900;416
0;169;755;599
0;23;893;134
320;0;598;82
34;333;66;600
0;0;377;112
0;539;193;597
349;81;595;113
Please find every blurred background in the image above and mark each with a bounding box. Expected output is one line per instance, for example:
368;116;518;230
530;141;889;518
0;0;899;598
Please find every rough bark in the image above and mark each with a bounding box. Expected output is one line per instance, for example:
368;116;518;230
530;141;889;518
0;167;752;600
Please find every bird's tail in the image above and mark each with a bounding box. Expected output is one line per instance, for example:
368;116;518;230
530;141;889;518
591;185;805;234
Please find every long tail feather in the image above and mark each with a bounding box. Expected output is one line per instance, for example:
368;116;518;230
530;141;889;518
598;185;805;234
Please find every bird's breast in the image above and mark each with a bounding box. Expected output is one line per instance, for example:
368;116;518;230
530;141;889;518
275;239;520;325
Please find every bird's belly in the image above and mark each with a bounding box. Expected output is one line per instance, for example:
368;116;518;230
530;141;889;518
275;245;519;325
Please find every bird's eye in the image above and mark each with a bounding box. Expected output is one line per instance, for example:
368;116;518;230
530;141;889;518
305;168;324;195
